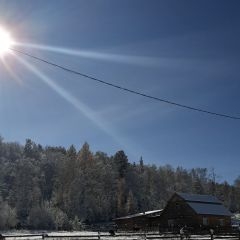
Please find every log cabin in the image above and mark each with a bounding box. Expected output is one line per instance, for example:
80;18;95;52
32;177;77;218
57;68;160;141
113;192;232;232
159;192;232;231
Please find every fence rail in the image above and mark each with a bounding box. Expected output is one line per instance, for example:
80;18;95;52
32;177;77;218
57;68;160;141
0;232;240;240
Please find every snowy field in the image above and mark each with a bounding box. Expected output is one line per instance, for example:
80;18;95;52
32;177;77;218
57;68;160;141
1;231;239;240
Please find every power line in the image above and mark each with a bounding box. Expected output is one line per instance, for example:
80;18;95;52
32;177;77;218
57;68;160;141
10;48;240;120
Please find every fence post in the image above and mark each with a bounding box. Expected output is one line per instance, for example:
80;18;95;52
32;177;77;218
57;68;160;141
209;228;214;240
42;233;48;240
98;231;101;240
180;227;184;240
144;231;147;240
0;234;5;240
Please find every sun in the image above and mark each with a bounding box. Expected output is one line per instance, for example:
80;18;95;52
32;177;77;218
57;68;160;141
0;27;13;56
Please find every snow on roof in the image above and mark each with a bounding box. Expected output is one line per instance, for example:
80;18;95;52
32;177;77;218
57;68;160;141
114;209;163;220
177;192;222;204
188;202;232;216
145;209;163;215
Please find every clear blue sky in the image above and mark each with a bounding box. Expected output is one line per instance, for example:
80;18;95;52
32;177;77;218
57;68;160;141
0;0;240;183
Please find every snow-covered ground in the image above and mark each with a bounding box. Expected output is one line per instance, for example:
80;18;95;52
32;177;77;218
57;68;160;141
1;231;238;240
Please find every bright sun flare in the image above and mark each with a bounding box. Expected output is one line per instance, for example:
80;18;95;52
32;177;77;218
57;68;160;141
0;27;13;55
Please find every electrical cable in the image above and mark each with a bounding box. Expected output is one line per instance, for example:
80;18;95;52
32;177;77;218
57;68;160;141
10;48;240;120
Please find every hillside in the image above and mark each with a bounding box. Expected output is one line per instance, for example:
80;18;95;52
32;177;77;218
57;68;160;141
0;137;239;230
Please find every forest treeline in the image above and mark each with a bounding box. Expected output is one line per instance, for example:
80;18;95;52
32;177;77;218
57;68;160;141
0;136;240;230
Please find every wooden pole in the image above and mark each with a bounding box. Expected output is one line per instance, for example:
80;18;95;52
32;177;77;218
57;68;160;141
0;235;5;240
42;234;48;240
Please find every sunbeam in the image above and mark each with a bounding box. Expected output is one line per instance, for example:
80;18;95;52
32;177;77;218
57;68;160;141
15;42;166;67
1;56;23;84
11;52;135;151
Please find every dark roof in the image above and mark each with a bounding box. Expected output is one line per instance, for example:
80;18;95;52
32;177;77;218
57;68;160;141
177;192;222;204
175;192;232;217
188;202;232;216
114;209;163;220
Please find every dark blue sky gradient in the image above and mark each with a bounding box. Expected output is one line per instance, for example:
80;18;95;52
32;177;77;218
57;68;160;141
0;0;240;183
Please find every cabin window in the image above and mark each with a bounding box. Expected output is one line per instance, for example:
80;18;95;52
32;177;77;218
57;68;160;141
203;217;209;226
175;202;180;211
219;219;225;226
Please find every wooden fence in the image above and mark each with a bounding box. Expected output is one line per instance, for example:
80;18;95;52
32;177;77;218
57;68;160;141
0;232;240;240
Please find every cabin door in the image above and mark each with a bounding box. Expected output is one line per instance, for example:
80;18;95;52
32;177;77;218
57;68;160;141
168;219;175;229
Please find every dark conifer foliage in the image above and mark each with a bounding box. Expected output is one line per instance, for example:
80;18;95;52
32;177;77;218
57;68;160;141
0;136;239;230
